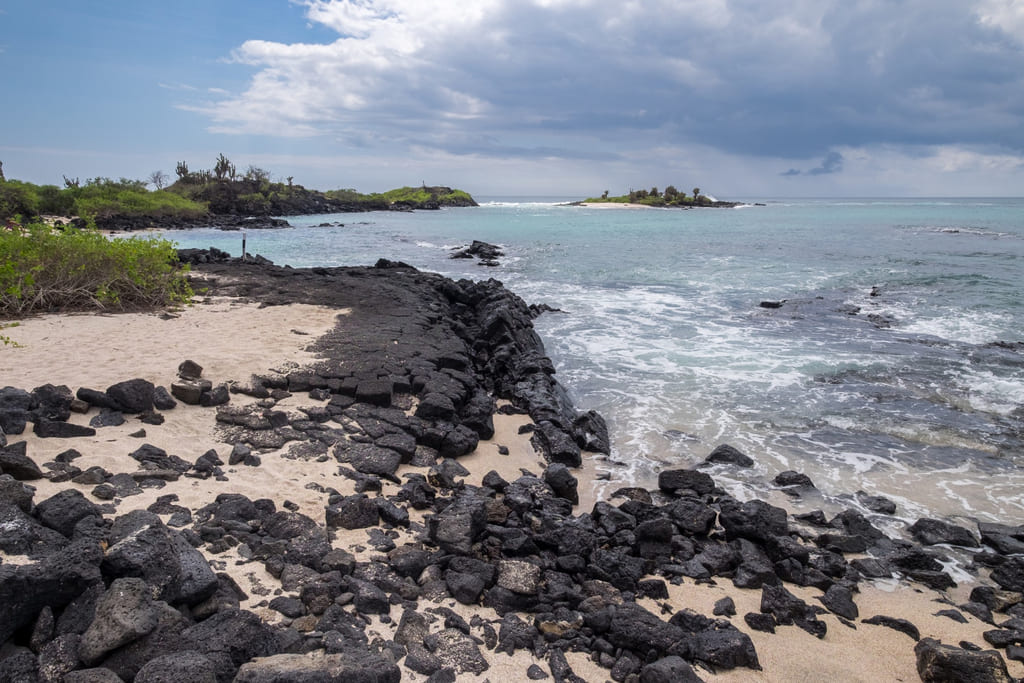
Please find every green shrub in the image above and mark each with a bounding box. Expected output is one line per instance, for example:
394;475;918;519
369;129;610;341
37;184;76;215
0;180;41;220
0;222;193;316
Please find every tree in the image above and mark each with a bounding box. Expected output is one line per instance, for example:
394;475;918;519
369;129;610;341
148;170;169;190
175;161;190;180
601;190;608;199
63;175;80;189
649;186;659;197
244;166;270;183
664;185;678;199
0;160;5;181
692;187;701;203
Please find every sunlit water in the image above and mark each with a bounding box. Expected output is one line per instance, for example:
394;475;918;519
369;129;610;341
162;197;1024;532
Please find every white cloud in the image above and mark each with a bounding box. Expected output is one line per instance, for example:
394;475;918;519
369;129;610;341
172;0;1024;194
977;0;1024;43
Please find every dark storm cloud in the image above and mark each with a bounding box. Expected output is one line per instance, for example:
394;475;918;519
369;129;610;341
201;1;1024;163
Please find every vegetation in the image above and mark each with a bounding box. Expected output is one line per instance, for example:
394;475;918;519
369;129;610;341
0;175;207;224
0;221;193;316
583;185;713;207
0;156;477;229
325;185;476;210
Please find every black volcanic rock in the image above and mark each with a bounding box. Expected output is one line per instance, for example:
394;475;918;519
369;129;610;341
705;443;754;468
915;638;1012;683
909;518;979;548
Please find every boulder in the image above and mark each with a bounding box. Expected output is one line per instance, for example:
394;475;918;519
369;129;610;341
178;360;203;380
152;386;178;411
340;442;402;479
857;491;897;514
0;473;35;512
600;602;690;658
704;444;754;468
33;419;97;438
0;540;104;643
543;463;579;504
106;379;155;414
31;383;74;422
325;494;380;530
658;469;715;496
0;386;34;434
640;655;703;683
862;615;920;641
0;441;43;480
170;379;211;405
497;559;542;595
531;420;581;467
76;388;123;411
909;518;980;548
234;652;401;683
991;558;1024;593
428;491;487;555
718;497;788;543
35;488;103;538
101;522;218;606
915;638;1012;683
135;651;218;683
100;601;193;681
179;609;283;681
773;470;815;488
79;578;160;665
199;384;230;407
425;628;489;675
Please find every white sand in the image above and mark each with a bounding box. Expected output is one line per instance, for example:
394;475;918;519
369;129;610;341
577;201;657;209
2;300;1017;681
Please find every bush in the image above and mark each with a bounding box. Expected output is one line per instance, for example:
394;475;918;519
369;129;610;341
37;184;76;215
73;182;207;221
0;180;40;220
0;222;193;315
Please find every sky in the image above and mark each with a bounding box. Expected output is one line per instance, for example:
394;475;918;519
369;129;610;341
2;0;1024;197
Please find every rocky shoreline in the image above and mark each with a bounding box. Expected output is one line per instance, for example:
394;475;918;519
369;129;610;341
2;255;1023;682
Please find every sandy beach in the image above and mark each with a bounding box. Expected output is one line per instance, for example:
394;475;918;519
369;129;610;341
2;263;1020;682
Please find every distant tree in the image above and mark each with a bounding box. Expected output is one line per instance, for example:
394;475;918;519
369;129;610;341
0;160;5;181
601;190;608;199
649;186;659;198
664;185;678;199
175;161;190;180
148;170;169;190
63;175;80;189
286;176;294;188
214;154;235;181
692;187;701;203
244;166;270;183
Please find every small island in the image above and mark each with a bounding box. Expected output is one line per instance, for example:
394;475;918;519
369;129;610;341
573;185;742;208
0;154;477;231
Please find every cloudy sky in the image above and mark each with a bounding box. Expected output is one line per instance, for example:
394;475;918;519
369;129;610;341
2;0;1023;197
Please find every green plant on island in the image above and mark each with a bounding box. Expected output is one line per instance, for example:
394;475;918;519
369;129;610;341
583;184;715;207
0;220;193;316
0;174;208;224
0;156;477;229
327;185;476;209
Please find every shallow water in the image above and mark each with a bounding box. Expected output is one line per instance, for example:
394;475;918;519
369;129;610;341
163;197;1024;528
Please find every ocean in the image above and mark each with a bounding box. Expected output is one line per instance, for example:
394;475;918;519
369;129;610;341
163;197;1024;534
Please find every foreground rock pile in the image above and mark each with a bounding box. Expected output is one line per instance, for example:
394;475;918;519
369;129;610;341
2;254;1022;682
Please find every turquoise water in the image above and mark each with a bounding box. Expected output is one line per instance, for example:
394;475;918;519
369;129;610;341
164;198;1024;527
